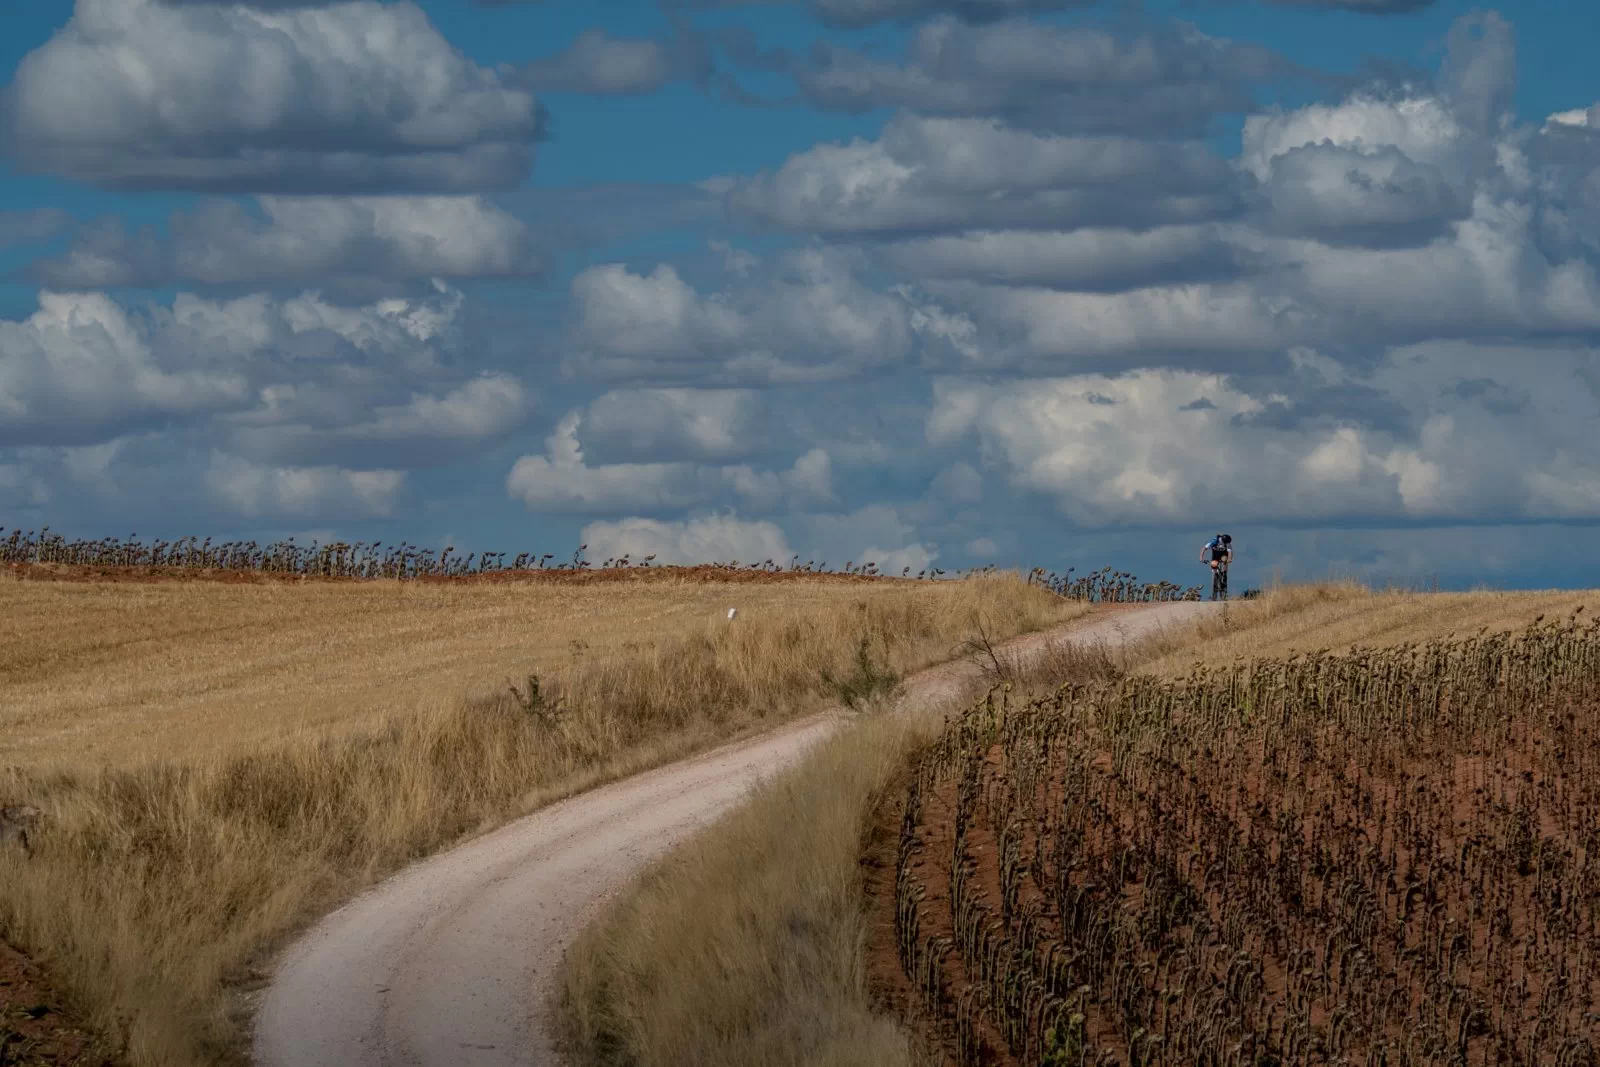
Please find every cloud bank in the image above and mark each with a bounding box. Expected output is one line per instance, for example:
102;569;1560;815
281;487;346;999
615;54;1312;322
2;0;541;192
4;2;1598;588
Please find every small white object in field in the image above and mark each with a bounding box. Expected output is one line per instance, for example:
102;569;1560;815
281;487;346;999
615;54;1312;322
727;607;738;621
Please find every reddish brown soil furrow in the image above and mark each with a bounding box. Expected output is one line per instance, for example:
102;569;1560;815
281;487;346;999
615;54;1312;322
875;620;1600;1066
0;940;118;1067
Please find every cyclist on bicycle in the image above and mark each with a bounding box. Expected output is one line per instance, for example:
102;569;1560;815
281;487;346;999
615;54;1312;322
1199;533;1233;601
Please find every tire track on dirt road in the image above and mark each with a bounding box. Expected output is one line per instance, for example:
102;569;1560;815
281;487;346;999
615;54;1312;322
253;601;1220;1067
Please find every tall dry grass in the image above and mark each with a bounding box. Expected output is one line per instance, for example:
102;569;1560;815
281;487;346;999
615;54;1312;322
559;712;932;1067
556;584;1600;1067
0;574;1070;1066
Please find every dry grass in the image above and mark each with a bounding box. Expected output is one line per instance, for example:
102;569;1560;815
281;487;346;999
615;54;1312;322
0;572;1071;1067
559;712;933;1067
555;583;1600;1067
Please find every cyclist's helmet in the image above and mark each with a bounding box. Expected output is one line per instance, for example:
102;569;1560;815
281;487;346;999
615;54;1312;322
1221;534;1232;545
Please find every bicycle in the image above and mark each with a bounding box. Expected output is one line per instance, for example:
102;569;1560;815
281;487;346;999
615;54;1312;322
1209;559;1229;602
1199;533;1233;602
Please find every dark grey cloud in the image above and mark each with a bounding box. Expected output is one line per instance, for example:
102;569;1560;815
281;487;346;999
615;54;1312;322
1449;377;1531;416
728;114;1247;238
669;0;1094;30
1;0;541;193
1534;112;1600;166
876;225;1261;291
1226;383;1412;436
744;15;1288;136
513;27;714;95
153;0;335;6
1257;143;1470;247
30;196;543;290
1265;0;1438;12
1528;115;1600;263
802;0;1095;28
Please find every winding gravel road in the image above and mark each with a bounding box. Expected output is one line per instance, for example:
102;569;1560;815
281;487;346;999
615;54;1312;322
253;600;1219;1067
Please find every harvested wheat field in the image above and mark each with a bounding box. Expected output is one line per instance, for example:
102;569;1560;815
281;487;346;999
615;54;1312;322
2;564;970;770
0;561;1077;1067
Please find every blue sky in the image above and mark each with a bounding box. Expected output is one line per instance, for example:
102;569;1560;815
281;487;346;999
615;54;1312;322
1;0;1598;590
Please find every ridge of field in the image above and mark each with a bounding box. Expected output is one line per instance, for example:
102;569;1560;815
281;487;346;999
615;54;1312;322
1135;582;1600;674
555;584;1600;1067
1;526;1205;603
0;567;1075;1067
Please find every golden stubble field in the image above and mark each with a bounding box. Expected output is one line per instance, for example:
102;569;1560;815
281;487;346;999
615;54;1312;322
1;570;1029;771
0;566;1080;1067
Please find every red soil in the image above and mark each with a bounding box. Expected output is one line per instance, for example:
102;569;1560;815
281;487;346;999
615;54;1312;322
0;940;118;1067
872;713;1600;1066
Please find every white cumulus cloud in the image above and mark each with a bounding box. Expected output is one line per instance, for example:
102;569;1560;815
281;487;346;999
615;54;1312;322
36;196;542;289
578;513;795;567
206;453;407;519
506;411;836;515
567;250;915;383
3;0;541;192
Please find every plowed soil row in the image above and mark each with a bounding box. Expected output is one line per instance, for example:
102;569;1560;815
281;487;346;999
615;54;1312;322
869;716;1600;1067
862;754;1018;1066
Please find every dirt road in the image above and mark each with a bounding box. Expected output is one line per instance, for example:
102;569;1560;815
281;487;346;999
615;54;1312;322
253;601;1218;1067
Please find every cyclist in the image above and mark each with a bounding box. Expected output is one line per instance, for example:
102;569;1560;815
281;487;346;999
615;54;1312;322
1199;533;1233;601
